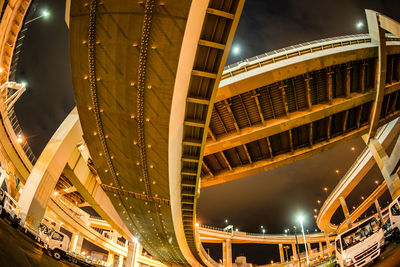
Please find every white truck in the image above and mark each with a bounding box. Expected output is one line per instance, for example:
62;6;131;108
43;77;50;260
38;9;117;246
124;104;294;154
387;194;400;242
334;216;385;267
0;188;21;227
38;223;108;266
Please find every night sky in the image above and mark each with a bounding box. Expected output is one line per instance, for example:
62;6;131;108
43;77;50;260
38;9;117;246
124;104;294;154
13;0;400;265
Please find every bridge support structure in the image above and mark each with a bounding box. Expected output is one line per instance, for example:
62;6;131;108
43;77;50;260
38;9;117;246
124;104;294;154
339;196;353;229
223;238;232;267
363;135;400;198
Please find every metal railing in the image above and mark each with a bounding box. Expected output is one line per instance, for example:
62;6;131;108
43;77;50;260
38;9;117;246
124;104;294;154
200;225;324;238
8;108;37;164
222;33;400;80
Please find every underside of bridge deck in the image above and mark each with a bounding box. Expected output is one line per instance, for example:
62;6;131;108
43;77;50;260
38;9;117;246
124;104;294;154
70;0;244;265
201;42;400;187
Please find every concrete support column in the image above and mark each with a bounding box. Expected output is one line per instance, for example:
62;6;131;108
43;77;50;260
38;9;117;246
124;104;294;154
304;77;312;110
107;252;114;267
339;196;352;229
375;199;383;224
364;136;400;198
291;243;298;261
17;109;81;233
345;65;352;98
324;231;332;257
118;254;124;267
279;243;284;263
319;242;323;257
327;70;334;104
307;243;312;257
388;134;400;172
125;242;141;267
223;238;232;267
71;234;83;254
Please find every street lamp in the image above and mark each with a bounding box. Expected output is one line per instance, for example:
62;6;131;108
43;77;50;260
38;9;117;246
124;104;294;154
297;216;310;266
262;228;266;236
231;44;243;61
25;9;50;25
356;21;364;30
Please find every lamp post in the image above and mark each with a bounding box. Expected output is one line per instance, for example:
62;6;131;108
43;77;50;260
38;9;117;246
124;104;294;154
25;9;50;25
298;216;310;267
232;44;243;61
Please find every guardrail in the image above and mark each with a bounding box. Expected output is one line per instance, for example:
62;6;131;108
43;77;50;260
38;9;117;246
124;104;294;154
8;108;36;164
222;33;400;80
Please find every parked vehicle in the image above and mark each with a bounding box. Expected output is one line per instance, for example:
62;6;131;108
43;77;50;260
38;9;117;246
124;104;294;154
39;223;108;266
388;195;400;242
335;216;385;267
0;188;21;227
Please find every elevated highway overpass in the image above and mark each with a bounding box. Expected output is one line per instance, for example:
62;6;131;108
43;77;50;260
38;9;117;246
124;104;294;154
201;33;400;187
317;118;400;233
1;1;400;266
69;0;244;265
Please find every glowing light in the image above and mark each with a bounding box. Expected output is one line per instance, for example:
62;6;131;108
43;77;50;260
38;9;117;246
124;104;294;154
314;209;317;213
224;219;228;223
17;134;23;143
297;216;304;223
375;180;379;185
324;187;328;192
21;81;27;87
351;146;356;151
42;9;50;18
335;169;339;174
53;191;58;196
0;67;3;73
356;21;363;29
361;196;365;200
317;200;321;204
232;45;240;55
195;222;199;227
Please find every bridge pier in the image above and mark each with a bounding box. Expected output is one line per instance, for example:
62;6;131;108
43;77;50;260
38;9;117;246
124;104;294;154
291;243;298;261
107;252;114;266
319;242;323;257
223;238;232;267
118;254;124;267
70;233;84;254
324;231;332;257
279;243;284;263
363;136;400;198
307;243;312;257
126;242;142;267
339;196;352;229
17;109;81;233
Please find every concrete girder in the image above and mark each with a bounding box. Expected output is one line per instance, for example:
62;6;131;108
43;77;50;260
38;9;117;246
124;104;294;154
216;44;400;103
201;126;368;187
64;150;133;240
205;83;400;157
198;227;335;245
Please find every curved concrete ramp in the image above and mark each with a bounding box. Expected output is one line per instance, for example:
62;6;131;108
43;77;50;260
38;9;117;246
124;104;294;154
70;0;245;265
